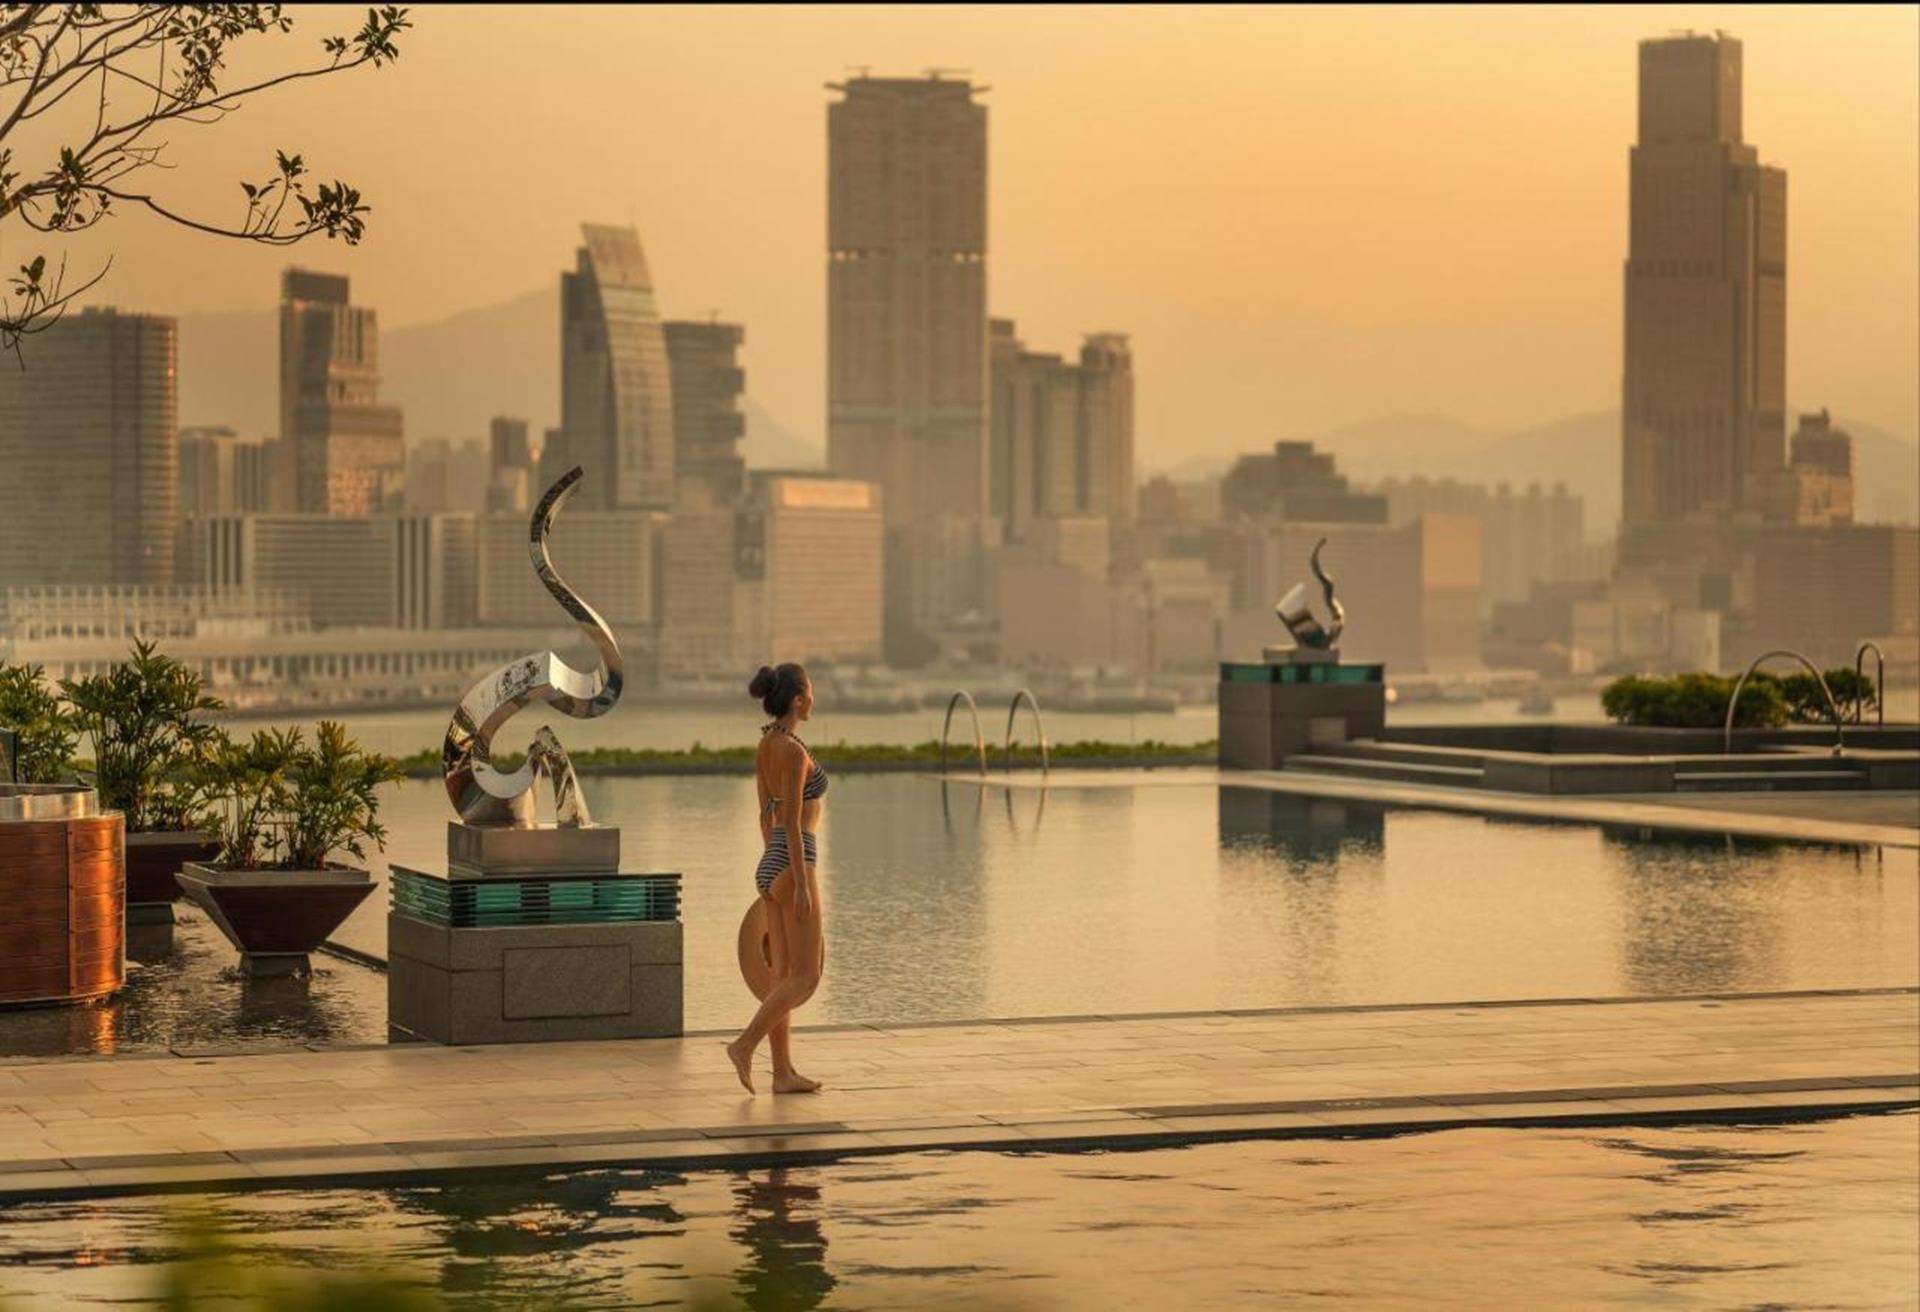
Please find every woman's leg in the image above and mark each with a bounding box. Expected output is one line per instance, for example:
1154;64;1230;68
761;893;798;1078
728;871;824;1088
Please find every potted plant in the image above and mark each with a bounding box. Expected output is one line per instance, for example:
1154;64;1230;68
177;721;404;976
59;640;226;924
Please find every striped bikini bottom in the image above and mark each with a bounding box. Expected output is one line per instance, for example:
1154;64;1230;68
755;828;818;895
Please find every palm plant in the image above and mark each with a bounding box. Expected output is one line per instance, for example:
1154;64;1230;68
59;640;224;831
202;722;403;870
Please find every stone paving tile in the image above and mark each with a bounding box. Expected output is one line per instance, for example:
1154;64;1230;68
0;991;1910;1197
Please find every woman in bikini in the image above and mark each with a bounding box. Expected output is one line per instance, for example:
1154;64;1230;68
726;662;827;1095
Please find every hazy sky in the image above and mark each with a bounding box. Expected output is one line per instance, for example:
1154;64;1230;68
47;4;1920;461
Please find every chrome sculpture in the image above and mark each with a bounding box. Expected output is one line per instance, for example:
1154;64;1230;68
442;467;622;826
1275;538;1346;650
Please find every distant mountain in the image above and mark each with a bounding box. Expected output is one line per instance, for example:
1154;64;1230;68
177;287;824;469
1153;409;1917;533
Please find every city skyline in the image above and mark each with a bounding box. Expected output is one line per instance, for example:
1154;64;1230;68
44;5;1919;465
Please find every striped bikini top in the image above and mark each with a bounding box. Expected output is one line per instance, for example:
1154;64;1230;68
763;724;828;812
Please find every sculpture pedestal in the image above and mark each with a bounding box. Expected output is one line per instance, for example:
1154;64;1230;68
387;823;682;1045
1218;655;1386;769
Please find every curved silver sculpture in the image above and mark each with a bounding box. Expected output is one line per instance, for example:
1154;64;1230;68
442;467;623;826
1275;538;1346;649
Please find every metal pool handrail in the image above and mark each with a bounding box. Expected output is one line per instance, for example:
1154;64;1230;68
940;691;988;775
1855;640;1885;727
1723;649;1845;756
1005;688;1051;775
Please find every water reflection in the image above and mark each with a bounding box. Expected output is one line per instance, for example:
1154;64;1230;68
0;907;386;1059
729;1167;836;1311
1217;787;1387;862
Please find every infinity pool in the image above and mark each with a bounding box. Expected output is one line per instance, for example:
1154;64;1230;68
0;1113;1912;1308
354;772;1916;1028
3;773;1911;1058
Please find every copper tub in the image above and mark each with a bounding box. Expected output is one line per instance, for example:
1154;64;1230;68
0;784;125;1007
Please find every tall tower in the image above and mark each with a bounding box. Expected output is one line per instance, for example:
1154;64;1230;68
1621;32;1786;527
827;73;989;656
555;223;677;510
278;269;405;516
0;308;176;584
663;319;747;508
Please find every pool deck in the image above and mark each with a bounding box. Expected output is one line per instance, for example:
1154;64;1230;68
0;988;1912;1202
953;767;1920;848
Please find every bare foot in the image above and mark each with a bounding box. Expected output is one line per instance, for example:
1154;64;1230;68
772;1070;822;1095
725;1039;756;1094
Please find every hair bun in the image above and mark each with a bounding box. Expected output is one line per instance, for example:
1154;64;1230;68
748;666;777;699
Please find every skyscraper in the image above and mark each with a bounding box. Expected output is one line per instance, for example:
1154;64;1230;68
829;74;989;660
1079;333;1135;529
553;223;677;511
826;74;989;527
1621;32;1786;527
278;269;406;516
663;319;747;507
0;307;176;584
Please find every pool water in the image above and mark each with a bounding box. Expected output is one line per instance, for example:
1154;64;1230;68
350;774;1916;1029
0;1113;1912;1308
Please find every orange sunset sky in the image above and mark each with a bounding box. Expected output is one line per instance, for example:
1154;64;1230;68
45;4;1920;465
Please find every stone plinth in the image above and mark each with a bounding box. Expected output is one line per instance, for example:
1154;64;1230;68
1218;659;1387;769
386;823;683;1045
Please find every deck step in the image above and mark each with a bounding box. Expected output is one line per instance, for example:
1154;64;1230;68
1674;770;1868;793
1672;755;1861;775
1283;754;1486;788
1316;740;1487;770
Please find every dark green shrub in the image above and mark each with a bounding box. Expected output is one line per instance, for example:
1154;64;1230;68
1602;667;1872;729
0;661;76;783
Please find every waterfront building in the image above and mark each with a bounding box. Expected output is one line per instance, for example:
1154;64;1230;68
178;427;274;518
733;474;883;665
1759;409;1855;527
1621;32;1787;527
0;307;177;587
1374;477;1592;611
1747;524;1919;669
475;509;660;629
549;224;677;511
278;269;405;516
658;508;739;678
663;320;747;508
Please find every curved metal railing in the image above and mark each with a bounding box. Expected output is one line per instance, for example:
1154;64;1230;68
1855;640;1886;727
1004;688;1051;775
939;691;989;775
1722;649;1846;757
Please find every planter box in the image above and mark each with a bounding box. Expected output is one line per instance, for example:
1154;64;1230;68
124;830;220;924
176;862;374;977
0;785;123;1006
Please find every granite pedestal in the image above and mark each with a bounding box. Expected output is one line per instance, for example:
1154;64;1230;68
387;822;682;1045
1219;651;1387;769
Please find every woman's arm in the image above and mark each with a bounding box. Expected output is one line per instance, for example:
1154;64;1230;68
755;751;772;846
782;739;811;912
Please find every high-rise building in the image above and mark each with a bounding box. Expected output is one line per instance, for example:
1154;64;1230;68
278;269;406;516
552;224;676;510
0;307;177;585
404;437;487;514
1621;32;1787;527
989;320;1137;545
475;509;661;629
178;427;274;518
829;74;988;662
487;416;535;513
663;320;747;507
827;73;989;528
